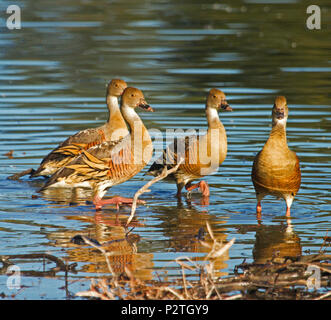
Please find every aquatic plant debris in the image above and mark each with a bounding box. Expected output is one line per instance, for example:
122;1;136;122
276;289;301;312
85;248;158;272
75;224;330;300
75;250;330;300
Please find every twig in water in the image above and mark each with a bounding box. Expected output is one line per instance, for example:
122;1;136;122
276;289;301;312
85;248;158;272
126;158;184;226
201;222;236;261
314;291;331;301
206;237;236;260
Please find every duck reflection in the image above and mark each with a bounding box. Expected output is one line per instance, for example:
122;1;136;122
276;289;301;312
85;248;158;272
154;197;229;277
47;212;153;280
36;186;94;207
38;186;143;214
253;219;301;264
237;218;301;264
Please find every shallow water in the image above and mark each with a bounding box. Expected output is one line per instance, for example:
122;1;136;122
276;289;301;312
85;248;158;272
0;0;330;299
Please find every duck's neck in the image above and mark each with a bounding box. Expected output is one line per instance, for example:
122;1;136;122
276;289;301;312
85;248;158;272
267;120;288;147
106;95;121;123
121;104;152;164
105;95;128;141
206;107;222;129
204;107;227;164
121;104;141;128
270;120;287;138
121;105;151;140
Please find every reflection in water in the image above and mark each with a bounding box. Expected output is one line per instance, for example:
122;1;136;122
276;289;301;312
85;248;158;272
48;213;153;280
39;186;146;216
46;197;230;279
154;197;229;277
39;185;94;207
237;218;301;264
253;219;301;264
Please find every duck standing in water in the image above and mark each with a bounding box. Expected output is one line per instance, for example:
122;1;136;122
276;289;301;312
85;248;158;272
251;96;301;218
31;79;128;177
40;87;154;210
147;88;232;199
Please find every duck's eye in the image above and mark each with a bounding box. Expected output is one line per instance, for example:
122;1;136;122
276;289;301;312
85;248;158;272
213;95;216;98
131;94;134;97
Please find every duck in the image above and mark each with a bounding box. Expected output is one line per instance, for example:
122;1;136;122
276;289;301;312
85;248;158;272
146;88;232;198
251;96;301;218
40;87;154;210
31;79;128;178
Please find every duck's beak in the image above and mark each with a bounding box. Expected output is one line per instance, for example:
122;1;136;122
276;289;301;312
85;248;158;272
275;110;285;119
274;105;285;119
139;102;154;112
220;101;232;111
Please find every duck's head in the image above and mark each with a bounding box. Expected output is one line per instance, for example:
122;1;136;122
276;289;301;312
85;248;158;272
107;79;128;97
272;96;288;125
206;88;232;112
121;87;153;112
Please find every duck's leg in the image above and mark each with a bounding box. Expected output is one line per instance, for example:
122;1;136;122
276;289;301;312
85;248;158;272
284;194;294;218
185;181;210;197
256;193;264;221
256;201;262;220
256;201;262;214
93;195;145;211
176;182;185;198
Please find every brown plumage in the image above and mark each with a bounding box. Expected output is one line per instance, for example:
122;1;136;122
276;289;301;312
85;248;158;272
251;96;301;218
147;88;232;198
31;79;128;177
40;87;154;210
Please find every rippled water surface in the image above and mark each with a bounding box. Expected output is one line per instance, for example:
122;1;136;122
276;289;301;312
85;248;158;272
0;0;330;299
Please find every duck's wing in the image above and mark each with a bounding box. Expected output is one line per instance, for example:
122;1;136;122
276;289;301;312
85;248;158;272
147;135;192;176
40;135;135;191
32;127;108;177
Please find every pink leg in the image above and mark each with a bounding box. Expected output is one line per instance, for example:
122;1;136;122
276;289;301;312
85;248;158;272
256;201;262;221
286;206;291;217
256;201;262;213
93;195;146;211
185;181;210;197
200;196;209;206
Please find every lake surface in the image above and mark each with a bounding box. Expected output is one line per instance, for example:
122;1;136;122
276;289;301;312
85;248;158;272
0;0;330;299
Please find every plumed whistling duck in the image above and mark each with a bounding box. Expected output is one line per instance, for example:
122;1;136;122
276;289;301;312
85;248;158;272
31;79;128;177
147;88;232;199
251;96;301;218
40;87;154;210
